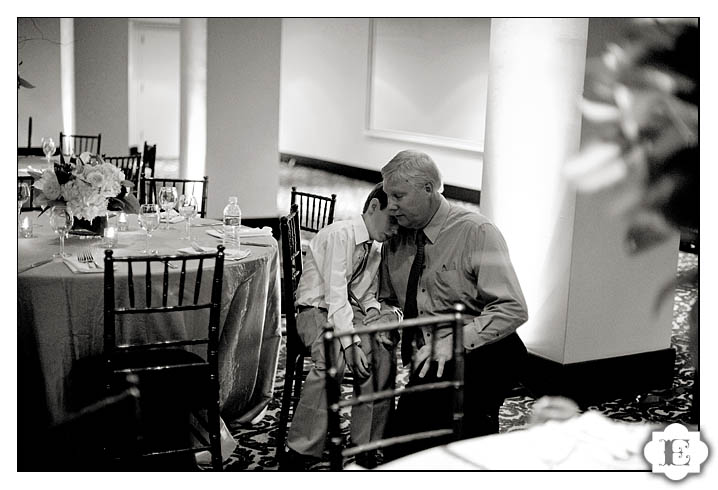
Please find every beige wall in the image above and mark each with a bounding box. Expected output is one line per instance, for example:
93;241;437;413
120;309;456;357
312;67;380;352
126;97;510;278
74;18;129;156
17;18;63;147
279;18;484;190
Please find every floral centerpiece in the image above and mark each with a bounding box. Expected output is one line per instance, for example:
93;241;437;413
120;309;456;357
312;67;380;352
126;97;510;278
29;152;140;235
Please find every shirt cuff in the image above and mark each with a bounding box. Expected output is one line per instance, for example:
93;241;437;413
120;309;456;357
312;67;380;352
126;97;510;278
339;334;361;350
363;299;381;313
463;321;514;351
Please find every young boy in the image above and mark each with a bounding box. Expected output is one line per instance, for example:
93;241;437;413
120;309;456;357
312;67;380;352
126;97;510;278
282;182;400;469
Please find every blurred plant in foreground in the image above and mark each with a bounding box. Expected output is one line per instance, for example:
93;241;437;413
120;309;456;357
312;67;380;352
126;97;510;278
563;19;699;423
566;18;698;254
567;18;699;394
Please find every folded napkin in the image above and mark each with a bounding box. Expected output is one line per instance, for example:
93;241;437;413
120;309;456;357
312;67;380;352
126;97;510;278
177;245;251;261
63;255;104;274
206;226;273;239
160;209;184;224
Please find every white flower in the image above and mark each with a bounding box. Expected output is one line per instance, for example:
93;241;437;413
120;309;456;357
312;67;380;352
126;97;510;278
33;170;62;200
78;152;93;165
30;153;129;221
85;170;105;188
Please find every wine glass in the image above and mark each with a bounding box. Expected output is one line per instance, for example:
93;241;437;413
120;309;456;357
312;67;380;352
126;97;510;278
49;205;74;258
18;182;30;217
178;194;198;241
41;137;56;163
138;204;160;254
158;186;178;230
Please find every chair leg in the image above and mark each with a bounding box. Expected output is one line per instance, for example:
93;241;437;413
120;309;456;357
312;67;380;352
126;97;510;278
208;399;223;471
292;355;305;400
276;348;299;464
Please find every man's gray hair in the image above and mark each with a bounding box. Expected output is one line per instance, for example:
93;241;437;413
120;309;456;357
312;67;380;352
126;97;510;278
381;150;444;193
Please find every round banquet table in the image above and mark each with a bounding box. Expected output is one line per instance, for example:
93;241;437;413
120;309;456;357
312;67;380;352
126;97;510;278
359;412;655;471
17;211;281;430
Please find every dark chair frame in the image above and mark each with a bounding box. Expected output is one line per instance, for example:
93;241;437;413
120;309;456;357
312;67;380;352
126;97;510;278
141;177;209;218
102;154;143;193
103;246;226;470
60;131;102;156
142;142;157;178
275;203;306;464
324;305;466;470
28;376;143;471
290;186;337;234
18;176;42;212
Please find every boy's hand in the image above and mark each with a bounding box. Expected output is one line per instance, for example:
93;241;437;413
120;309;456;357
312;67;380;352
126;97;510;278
343;344;370;380
362;308;399;349
362;310;396;326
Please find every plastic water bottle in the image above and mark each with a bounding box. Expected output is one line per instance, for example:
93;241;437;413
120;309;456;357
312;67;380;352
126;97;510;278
222;196;241;253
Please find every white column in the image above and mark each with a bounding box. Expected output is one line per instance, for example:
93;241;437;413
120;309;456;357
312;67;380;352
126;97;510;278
481;18;677;365
60;18;75;136
205;19;281;220
179;19;207;180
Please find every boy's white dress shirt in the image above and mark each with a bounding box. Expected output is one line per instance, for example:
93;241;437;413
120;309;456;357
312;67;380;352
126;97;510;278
295;215;381;350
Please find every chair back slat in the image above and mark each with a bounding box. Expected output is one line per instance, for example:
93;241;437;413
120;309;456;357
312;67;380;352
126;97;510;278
194;259;204;304
145;262;152;307
178;261;187;306
127;262;135;308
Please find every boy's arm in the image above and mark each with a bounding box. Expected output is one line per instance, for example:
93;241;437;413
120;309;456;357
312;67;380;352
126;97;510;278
313;231;360;350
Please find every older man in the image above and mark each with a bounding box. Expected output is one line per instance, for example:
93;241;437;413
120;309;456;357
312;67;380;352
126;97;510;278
371;150;529;458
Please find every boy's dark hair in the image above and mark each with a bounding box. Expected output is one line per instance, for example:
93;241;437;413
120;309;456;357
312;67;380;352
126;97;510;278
363;182;389;213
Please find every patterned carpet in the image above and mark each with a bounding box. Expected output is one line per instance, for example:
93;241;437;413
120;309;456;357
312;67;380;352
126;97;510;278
219;252;698;471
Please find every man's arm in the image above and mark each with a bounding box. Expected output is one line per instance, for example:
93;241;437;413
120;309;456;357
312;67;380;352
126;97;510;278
463;222;528;350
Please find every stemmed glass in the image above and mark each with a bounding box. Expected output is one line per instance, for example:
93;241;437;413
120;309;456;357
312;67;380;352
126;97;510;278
18;182;30;217
178;194;198;241
138;204;160;254
41;137;56;163
49;205;74;258
158;186;178;230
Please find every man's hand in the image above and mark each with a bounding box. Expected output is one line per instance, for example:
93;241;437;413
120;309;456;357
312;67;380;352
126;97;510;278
415;335;453;379
362;309;399;349
343;343;370;380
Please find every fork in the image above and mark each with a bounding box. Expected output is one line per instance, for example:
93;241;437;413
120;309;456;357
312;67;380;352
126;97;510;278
76;248;96;269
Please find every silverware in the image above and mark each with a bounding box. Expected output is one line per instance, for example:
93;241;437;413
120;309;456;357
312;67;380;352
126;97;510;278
193;221;223;228
77;249;96;269
190;241;205;253
241;241;273;248
18;258;54;274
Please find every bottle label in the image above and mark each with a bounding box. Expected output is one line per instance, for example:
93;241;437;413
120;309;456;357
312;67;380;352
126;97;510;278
224;217;240;226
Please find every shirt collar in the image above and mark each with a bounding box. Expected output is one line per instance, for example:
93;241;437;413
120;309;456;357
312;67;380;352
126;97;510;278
422;196;450;244
351;215;371;245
